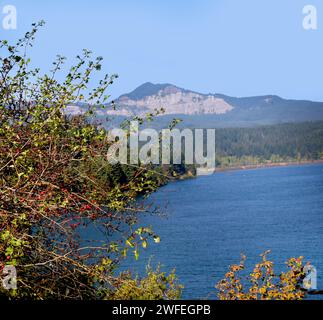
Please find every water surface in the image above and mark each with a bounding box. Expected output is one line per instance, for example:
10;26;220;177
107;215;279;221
122;164;323;299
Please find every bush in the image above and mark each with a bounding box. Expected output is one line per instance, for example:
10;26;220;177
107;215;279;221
216;251;307;300
108;264;183;300
0;22;181;300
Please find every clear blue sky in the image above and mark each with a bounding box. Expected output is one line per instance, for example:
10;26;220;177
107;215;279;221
1;0;323;101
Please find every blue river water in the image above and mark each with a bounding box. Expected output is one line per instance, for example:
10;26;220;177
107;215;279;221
121;164;323;299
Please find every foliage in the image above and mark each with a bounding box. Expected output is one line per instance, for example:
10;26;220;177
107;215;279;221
107;264;183;300
216;251;307;300
0;22;182;299
213;122;323;166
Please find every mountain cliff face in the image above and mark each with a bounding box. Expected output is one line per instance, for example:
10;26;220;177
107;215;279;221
108;82;234;116
65;82;323;128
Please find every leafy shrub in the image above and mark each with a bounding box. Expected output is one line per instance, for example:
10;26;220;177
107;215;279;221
0;22;181;300
108;264;183;300
216;251;307;300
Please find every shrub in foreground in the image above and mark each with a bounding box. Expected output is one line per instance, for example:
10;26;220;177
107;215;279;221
216;251;307;300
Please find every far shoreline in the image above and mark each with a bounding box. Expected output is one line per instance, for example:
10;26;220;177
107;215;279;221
196;159;323;176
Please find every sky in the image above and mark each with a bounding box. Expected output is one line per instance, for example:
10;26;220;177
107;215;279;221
1;0;323;101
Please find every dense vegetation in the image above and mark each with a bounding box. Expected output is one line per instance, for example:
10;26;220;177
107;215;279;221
212;122;323;168
216;251;308;300
0;22;183;300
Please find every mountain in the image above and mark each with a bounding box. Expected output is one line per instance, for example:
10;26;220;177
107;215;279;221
66;82;323;128
108;82;233;116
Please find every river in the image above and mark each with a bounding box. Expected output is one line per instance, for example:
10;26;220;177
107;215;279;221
121;163;323;299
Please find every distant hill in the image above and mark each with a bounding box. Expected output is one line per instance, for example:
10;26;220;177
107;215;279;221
66;82;323;128
213;121;323;161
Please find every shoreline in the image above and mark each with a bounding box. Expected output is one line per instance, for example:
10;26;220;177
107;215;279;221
197;159;323;176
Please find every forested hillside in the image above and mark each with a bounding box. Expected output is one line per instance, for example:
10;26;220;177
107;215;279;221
213;121;323;167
